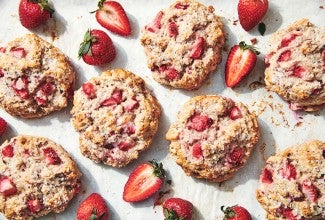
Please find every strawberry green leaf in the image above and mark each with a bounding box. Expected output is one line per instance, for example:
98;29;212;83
238;41;260;55
221;206;236;219
78;29;97;59
149;159;166;180
28;0;55;15
258;22;266;36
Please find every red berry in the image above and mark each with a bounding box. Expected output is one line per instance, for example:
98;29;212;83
302;180;319;202
10;47;26;59
168;22;178;37
2;145;14;157
190;37;205;59
174;3;189;10
163;198;193;220
292;65;305;78
237;0;268;31
222;205;252;220
192;142;203;159
166;68;180;80
78;29;116;66
228;147;245;164
77;193;109;220
118;141;134;151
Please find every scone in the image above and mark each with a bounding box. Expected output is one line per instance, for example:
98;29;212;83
141;0;225;90
166;95;259;182
264;19;325;111
0;33;76;118
256;140;325;220
0;135;81;220
71;69;161;167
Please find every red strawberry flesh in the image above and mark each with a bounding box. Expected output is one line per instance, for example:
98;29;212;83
281;33;299;48
10;47;26;59
43;147;61;165
292;65;305;78
27;199;42;213
261;168;273;184
124;99;139;112
82;82;96;99
174;3;189;10
302;181;319;202
192;142;203;159
229;106;242;120
96;1;131;36
145;11;163;33
278;50;291;62
190;37;204;59
118;141;134;151
0;117;8;137
2;145;14;157
228;147;245;164
187;114;212;132
166;68;179;80
168;22;178;37
280;163;297;180
0;176;17;196
0;69;4;77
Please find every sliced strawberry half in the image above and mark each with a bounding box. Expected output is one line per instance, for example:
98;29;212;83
187;114;213;132
95;0;131;36
0;176;17;196
260;168;273;184
123;160;165;202
43;147;61;165
82;82;96;99
225;41;259;88
280;163;297;180
145;11;163;33
2;144;14;157
27;199;42;213
190;37;205;59
302;181;319;202
10;47;26;59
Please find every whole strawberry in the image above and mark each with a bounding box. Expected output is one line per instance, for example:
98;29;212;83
237;0;268;31
163;198;193;220
93;0;132;36
78;29;116;66
225;41;260;88
221;205;252;220
123;159;165;202
77;193;109;220
18;0;54;29
0;117;8;137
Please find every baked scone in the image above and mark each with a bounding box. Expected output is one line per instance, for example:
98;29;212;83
141;0;225;90
256;140;325;220
166;95;259;182
71;69;161;167
0;135;81;220
264;19;325;111
0;33;76;118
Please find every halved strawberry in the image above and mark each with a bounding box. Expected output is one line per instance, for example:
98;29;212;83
0;176;17;196
123;160;165;202
225;41;259;88
168;22;178;37
190;37;205;59
192;142;203;159
10;47;26;59
145;11;163;33
94;0;131;36
302;181;319;202
229;106;242;120
27;199;42;213
278;50;291;62
187;114;213;132
260;168;273;184
2;145;14;157
43;147;61;165
280;163;297;180
0;117;8;137
237;0;268;31
82;82;96;99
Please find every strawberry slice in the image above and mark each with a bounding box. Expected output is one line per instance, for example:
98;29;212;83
302;181;319;202
187;114;213;132
82;82;96;99
2;144;14;157
27;199;42;213
168;22;178;37
43;147;61;165
123;160;165;202
280;163;297;180
278;50;291;62
225;41;259;88
0;176;17;196
95;0;131;36
190;37;205;59
260;168;273;184
229;106;242;120
145;11;163;33
10;47;26;59
280;33;299;48
192;142;203;159
0;117;8;137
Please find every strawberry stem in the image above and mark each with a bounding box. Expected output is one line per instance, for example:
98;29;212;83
221;206;236;219
90;0;105;13
78;29;97;59
238;41;260;55
28;0;55;15
163;208;182;220
149;159;166;180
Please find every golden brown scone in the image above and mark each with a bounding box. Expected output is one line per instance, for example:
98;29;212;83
0;135;81;220
166;95;259;182
256;140;325;219
141;0;225;90
264;19;325;112
71;69;161;167
0;33;76;118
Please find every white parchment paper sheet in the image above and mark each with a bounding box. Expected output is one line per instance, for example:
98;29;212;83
0;0;324;219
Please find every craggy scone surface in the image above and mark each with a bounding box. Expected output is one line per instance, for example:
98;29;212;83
264;19;325;111
166;95;259;182
0;33;75;118
0;135;81;220
141;0;225;90
71;69;161;167
256;140;325;220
